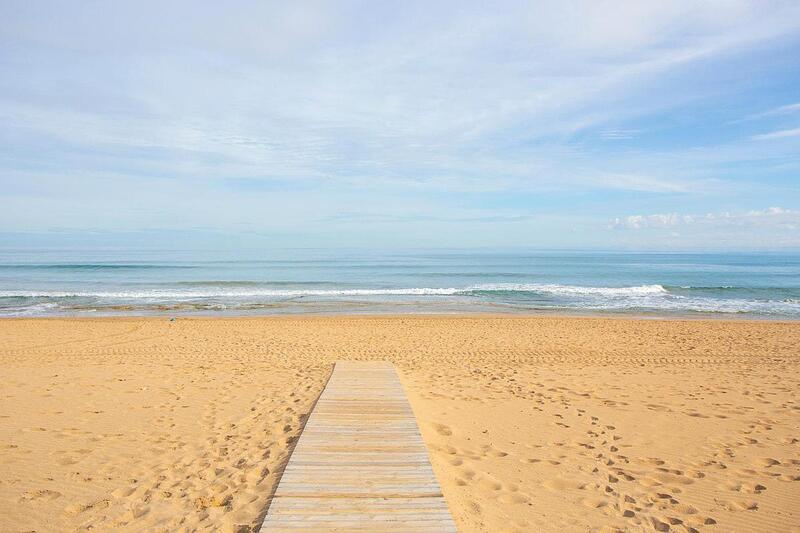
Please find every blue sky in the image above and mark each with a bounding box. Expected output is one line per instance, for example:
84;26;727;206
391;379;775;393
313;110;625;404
1;1;799;250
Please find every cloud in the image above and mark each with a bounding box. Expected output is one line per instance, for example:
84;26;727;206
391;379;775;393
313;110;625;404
594;173;705;194
612;207;800;230
760;102;800;116
2;1;800;196
321;211;537;224
612;213;690;229
751;128;800;140
1;1;800;248
600;129;639;140
735;102;800;122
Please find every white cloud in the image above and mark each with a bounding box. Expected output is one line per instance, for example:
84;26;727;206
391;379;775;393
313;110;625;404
735;102;800;122
612;213;689;229
612;207;800;230
2;0;800;196
1;1;800;248
600;129;639;140
751;128;800;140
596;173;706;194
761;102;800;115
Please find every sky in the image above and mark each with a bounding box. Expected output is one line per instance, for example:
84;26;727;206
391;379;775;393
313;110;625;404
1;0;799;251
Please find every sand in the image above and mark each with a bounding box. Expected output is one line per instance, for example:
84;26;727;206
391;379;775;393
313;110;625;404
0;316;798;533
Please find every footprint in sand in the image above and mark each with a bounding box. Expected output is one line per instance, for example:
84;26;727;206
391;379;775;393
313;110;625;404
433;423;452;436
726;499;759;511
498;492;531;505
738;482;767;494
580;496;608;509
647;471;695;486
477;478;502;491
543;478;587;491
19;489;62;502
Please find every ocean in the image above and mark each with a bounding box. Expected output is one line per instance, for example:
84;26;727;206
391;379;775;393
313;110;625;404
1;249;799;318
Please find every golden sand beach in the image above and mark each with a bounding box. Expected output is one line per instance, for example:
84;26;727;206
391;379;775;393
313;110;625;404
1;316;798;532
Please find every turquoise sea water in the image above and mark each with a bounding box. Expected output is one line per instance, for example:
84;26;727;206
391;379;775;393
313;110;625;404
1;250;799;318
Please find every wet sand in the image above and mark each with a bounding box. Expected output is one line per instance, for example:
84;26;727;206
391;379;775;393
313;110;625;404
1;316;798;532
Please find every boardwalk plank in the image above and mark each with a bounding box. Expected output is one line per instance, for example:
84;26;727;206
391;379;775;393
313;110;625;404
260;361;456;532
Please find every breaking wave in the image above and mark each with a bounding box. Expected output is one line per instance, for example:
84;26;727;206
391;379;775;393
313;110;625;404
1;281;799;317
0;283;669;299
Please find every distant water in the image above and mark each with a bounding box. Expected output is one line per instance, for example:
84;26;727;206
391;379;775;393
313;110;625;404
1;250;799;318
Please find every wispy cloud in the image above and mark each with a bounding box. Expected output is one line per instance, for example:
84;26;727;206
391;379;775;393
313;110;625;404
760;102;800;116
735;102;800;123
321;211;537;224
599;129;639;140
594;173;708;194
1;1;800;247
751;128;800;140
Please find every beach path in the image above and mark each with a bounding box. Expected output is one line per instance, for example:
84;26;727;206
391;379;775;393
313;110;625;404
259;360;456;532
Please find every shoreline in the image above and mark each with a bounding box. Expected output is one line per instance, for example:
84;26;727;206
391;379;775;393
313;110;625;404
3;310;800;323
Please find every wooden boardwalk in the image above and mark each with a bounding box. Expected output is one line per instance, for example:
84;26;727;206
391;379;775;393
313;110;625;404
260;361;456;532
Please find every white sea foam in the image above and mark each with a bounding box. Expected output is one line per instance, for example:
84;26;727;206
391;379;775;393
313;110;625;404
0;287;464;298
0;302;60;317
0;283;668;299
584;296;800;315
1;283;798;316
468;283;668;296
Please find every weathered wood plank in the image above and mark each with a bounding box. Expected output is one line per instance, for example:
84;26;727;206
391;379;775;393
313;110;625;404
260;361;456;532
